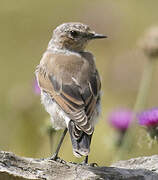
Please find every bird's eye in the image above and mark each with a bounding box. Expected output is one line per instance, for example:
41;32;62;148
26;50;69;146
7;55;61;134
70;30;79;38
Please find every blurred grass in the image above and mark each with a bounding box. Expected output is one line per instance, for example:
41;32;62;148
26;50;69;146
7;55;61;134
1;0;158;166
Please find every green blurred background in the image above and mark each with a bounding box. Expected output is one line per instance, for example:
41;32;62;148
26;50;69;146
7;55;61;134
1;0;158;166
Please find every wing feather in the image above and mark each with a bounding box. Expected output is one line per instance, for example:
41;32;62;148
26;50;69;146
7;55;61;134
36;52;101;138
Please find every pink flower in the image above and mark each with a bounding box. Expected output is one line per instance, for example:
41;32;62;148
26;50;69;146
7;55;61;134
108;109;133;131
138;108;158;126
138;108;158;140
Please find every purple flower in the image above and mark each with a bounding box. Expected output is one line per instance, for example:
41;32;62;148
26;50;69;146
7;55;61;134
138;108;158;126
138;108;158;140
33;78;41;94
108;109;133;131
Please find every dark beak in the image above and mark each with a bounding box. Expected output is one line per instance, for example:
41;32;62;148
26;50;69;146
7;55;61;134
92;33;108;39
85;32;107;40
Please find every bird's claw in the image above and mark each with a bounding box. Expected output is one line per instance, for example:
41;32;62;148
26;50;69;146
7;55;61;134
89;162;98;167
49;154;66;164
50;153;58;161
79;162;98;167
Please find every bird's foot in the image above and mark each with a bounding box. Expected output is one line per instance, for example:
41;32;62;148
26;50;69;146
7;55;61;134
80;160;88;166
50;153;58;161
69;161;78;165
49;153;66;164
78;161;98;167
69;161;98;167
80;156;98;167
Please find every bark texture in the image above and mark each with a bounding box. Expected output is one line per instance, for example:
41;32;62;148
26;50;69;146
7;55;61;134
0;151;158;180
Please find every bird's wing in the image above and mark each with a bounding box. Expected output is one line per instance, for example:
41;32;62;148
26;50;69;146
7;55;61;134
36;52;101;139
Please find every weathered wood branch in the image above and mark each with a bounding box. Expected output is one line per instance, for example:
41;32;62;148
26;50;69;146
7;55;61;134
0;151;158;180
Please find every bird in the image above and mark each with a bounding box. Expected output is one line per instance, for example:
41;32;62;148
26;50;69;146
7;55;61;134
35;22;107;164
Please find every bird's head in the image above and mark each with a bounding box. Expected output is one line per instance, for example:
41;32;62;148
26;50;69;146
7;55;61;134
48;22;107;52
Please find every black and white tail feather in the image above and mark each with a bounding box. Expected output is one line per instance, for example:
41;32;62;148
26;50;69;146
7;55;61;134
68;120;92;157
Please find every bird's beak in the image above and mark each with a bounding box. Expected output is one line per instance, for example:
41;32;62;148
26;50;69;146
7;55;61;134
88;32;107;39
92;33;108;39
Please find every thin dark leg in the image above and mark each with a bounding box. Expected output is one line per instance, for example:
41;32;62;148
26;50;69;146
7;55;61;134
83;155;88;164
51;128;68;160
82;156;98;166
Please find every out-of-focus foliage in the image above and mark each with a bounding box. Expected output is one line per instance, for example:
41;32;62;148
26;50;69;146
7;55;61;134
1;0;158;166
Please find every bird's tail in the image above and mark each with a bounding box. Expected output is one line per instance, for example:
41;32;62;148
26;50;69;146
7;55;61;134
68;120;92;158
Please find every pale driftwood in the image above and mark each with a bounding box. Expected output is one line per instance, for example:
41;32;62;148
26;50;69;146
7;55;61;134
0;151;158;180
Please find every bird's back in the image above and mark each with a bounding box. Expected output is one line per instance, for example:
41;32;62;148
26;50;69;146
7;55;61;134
39;51;96;85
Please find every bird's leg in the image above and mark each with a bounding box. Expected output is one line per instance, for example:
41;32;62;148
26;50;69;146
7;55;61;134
83;155;88;164
81;156;98;167
50;128;68;161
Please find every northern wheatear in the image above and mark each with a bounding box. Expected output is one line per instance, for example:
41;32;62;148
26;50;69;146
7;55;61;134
36;22;106;163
